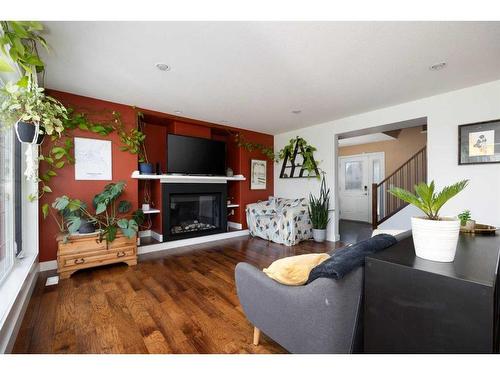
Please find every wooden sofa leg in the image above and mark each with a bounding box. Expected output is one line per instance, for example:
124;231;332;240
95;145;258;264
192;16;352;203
253;327;261;346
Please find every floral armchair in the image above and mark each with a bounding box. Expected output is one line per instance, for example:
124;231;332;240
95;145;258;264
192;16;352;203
246;197;313;246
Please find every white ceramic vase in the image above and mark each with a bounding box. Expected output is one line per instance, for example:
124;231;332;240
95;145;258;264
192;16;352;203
312;229;327;243
411;216;461;262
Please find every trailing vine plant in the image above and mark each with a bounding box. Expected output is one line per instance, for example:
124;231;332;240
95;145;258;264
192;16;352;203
278;136;320;177
230;131;276;161
0;21;147;202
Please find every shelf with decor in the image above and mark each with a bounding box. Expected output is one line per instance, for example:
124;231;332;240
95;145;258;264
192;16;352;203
131;171;246;183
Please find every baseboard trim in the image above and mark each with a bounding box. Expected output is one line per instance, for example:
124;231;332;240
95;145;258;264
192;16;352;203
138;229;250;255
228;221;243;230
139;230;163;242
39;260;57;272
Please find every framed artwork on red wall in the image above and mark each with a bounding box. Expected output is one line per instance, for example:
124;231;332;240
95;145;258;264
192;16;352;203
250;159;267;190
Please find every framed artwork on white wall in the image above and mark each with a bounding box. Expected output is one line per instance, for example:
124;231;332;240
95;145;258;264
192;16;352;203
74;137;112;180
458;119;500;165
250;159;267;190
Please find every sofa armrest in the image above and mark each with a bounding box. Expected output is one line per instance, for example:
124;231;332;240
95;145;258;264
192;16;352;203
246;201;276;216
235;262;363;353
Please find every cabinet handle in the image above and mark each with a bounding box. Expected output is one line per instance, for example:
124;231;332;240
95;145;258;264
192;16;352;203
117;251;126;258
74;258;85;264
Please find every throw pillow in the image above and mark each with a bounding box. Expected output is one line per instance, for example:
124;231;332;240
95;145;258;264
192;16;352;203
263;253;330;286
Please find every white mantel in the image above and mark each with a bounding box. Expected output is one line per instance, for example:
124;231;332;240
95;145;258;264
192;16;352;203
131;171;246;184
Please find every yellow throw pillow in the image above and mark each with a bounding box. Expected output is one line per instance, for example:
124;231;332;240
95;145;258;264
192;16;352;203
263;253;330;286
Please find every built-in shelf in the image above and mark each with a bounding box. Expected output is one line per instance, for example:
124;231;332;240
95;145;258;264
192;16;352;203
131;171;246;183
227;204;240;208
142;209;161;214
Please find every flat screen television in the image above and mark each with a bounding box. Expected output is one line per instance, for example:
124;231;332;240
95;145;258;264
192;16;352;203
167;134;226;176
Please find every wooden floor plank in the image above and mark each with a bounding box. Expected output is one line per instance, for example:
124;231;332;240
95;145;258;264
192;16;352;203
13;236;339;354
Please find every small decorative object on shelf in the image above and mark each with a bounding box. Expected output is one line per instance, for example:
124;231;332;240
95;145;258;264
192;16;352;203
308;175;330;242
458;209;475;231
226;167;234;177
389;180;469;262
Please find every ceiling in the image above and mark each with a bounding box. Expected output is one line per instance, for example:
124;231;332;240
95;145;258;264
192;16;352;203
338;133;396;147
41;21;500;135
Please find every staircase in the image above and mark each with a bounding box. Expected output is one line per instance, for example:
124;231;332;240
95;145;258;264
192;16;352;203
372;146;427;229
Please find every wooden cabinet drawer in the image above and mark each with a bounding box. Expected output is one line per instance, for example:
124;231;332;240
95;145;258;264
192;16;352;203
58;246;136;270
108;235;136;249
58;233;105;255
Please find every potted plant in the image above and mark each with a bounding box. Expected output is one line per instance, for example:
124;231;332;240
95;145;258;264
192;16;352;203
389;180;469;262
45;181;145;243
458;209;475;231
308;176;330;242
0;81;67;143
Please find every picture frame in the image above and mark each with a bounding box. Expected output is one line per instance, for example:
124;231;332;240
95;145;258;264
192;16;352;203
74;137;113;180
458;119;500;165
250;159;267;190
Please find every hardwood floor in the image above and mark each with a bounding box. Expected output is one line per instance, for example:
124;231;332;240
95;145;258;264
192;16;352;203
13;236;340;354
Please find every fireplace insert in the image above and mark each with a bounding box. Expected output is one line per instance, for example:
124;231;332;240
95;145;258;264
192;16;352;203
162;183;227;241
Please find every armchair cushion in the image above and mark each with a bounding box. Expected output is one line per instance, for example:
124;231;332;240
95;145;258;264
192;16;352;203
263;253;330;286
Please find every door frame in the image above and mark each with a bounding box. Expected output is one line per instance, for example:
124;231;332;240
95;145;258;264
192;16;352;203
338;152;385;223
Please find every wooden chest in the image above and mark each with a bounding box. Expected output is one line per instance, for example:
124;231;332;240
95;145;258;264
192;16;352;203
57;232;137;279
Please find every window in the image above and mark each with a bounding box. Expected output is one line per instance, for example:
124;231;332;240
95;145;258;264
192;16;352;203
345;161;363;190
0;128;15;284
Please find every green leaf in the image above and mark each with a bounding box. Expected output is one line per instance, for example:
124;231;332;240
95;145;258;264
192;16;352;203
95;202;107;215
117;200;131;213
67;216;81;233
117;218;128;229
106;226;118;242
53;196;69;211
54;161;65;169
42;203;49;219
0;58;14;72
42;185;52;193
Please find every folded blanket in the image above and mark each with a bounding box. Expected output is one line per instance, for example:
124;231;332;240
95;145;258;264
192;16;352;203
307;234;397;282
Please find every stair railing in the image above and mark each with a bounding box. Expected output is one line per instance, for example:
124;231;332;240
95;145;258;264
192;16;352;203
372;146;427;229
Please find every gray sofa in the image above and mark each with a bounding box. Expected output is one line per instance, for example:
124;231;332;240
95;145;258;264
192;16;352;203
235;230;411;354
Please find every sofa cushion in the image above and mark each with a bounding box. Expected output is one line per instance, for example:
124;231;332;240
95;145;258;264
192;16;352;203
307;234;397;282
263;253;330;286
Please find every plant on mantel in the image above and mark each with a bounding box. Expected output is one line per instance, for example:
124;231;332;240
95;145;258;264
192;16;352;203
0;21;147;202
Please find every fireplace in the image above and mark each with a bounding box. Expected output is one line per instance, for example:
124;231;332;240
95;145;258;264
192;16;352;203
162;183;227;241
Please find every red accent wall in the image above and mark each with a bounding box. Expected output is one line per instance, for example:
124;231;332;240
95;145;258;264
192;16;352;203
38;91;274;262
39;91;139;262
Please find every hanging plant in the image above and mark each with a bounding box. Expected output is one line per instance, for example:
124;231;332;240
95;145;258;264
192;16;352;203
278;136;320;177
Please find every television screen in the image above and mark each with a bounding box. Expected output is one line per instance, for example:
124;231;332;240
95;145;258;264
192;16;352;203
167;134;226;175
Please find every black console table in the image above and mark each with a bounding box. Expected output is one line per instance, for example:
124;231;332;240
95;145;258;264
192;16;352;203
364;234;500;353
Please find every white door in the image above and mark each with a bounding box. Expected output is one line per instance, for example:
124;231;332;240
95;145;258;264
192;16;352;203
339;153;385;223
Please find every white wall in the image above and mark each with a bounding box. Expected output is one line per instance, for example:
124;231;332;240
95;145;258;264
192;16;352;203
274;79;500;241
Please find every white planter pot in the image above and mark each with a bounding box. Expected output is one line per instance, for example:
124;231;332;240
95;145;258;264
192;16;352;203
312;229;327;243
411;216;461;262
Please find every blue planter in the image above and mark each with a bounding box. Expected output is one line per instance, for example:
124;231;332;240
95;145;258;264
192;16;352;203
139;162;154;175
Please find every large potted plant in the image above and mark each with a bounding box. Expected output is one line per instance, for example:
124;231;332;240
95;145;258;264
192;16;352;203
46;181;145;243
389;180;468;262
308;176;330;242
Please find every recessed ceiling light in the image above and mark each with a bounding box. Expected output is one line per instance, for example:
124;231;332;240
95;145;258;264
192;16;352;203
291;110;302;114
429;62;447;71
155;63;171;71
174;110;182;114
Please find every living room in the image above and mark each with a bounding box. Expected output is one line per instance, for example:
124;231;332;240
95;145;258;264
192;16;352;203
1;1;500;373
